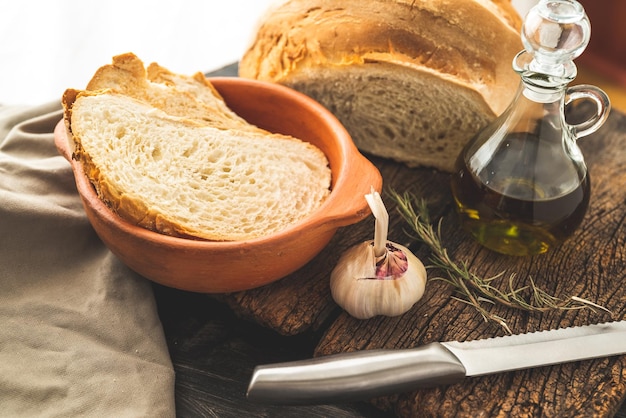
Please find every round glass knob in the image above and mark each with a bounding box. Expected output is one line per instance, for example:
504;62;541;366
522;0;590;75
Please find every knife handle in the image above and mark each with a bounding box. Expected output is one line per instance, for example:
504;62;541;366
246;342;466;404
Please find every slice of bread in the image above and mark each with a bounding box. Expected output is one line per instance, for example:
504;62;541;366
63;54;331;241
86;52;262;132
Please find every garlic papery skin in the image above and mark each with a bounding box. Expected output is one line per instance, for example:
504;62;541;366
329;189;427;319
330;240;427;319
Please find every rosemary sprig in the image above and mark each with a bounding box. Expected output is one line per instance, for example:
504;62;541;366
389;190;611;333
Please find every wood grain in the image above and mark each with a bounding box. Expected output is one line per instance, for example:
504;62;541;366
216;106;626;416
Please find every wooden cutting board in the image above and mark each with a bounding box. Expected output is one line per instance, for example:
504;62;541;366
218;106;626;416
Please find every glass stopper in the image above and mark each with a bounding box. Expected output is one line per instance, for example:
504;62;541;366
521;0;590;77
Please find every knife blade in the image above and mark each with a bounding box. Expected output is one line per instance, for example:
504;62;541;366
246;320;626;404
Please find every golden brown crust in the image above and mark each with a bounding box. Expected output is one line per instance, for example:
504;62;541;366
145;62;177;86
481;0;523;28
239;0;523;114
146;61;228;103
86;52;147;92
83;53;262;132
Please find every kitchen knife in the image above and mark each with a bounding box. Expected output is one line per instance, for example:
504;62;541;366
247;320;626;404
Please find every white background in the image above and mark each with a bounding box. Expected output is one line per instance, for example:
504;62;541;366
0;0;536;106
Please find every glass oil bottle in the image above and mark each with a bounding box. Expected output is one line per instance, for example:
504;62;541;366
450;0;610;256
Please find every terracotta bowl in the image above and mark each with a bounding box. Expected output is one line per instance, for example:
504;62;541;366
55;77;382;293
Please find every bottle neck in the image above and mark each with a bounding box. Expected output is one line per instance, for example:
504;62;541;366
521;80;565;103
513;51;576;104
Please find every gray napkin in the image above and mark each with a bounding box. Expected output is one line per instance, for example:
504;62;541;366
0;103;175;417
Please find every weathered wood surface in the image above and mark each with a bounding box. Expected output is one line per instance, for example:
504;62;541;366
216;168;450;335
216;104;626;416
155;285;388;417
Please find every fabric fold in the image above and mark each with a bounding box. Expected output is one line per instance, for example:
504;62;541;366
0;102;175;417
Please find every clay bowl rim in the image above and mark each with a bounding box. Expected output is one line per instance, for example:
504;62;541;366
55;77;382;252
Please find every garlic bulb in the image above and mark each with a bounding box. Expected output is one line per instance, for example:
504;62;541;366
330;189;427;319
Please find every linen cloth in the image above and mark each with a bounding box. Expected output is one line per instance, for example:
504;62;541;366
0;102;175;417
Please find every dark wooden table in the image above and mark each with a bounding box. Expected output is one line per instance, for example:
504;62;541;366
154;284;626;417
154;64;626;417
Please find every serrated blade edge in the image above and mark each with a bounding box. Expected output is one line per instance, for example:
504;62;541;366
441;321;626;376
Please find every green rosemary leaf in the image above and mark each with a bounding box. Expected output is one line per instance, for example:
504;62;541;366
388;189;612;334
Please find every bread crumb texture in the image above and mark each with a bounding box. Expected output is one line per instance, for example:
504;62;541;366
64;54;331;241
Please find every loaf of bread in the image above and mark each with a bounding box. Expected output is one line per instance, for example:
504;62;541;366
62;54;331;241
239;0;523;172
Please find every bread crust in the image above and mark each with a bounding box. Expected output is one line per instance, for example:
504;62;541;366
87;53;262;132
241;0;521;114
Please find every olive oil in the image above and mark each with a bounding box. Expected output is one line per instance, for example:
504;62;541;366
451;133;590;256
448;0;609;256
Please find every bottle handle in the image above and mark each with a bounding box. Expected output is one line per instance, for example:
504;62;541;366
565;84;611;140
